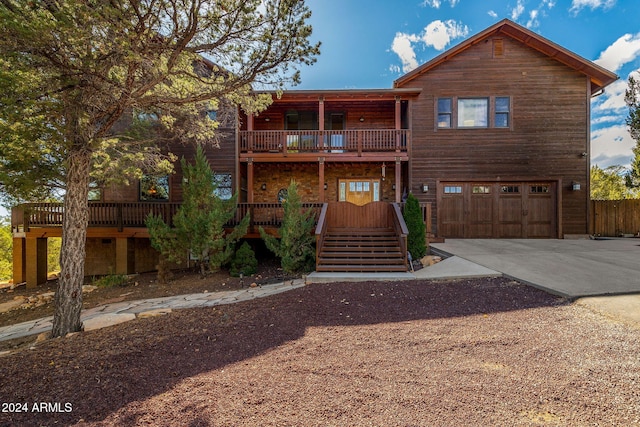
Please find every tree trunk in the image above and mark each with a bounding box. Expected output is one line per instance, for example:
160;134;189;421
51;147;92;337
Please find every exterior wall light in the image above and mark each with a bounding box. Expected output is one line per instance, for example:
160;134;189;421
422;184;429;193
261;183;267;191
572;181;581;191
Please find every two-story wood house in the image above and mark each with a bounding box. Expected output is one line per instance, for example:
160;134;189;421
12;19;617;287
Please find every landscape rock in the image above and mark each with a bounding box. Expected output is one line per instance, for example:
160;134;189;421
82;285;98;293
137;309;172;319
420;255;442;267
0;299;26;313
83;313;136;331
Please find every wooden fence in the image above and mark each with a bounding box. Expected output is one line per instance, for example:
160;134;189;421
589;199;640;237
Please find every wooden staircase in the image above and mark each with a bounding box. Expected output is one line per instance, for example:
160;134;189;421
316;227;407;272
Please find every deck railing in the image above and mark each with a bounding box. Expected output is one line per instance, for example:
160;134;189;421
240;129;409;154
12;202;323;233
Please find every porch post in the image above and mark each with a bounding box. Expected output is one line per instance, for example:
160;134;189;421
115;237;134;275
395;158;402;203
247;159;254;203
318;96;325;130
12;237;26;286
395;96;402;152
25;237;47;288
318;158;325;202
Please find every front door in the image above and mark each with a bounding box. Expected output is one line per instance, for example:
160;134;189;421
339;179;380;206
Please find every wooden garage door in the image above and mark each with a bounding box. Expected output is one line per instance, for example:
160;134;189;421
438;182;556;238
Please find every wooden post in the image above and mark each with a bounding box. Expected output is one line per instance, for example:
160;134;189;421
318;158;325;202
395;159;402;203
115;238;133;275
25;237;47;288
12;237;26;285
395;96;402;152
247;159;254;203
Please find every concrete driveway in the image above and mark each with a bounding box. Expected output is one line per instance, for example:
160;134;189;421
430;238;640;298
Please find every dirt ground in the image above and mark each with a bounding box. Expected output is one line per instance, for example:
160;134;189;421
1;276;639;426
0;257;290;329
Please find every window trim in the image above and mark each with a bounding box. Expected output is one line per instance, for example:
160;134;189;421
436;96;511;130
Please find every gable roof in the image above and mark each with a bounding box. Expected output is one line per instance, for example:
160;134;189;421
393;19;618;94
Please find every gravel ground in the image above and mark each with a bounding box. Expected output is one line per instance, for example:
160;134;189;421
1;277;639;426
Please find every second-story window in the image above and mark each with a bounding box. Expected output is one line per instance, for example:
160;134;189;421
213;173;232;200
437;96;511;129
495;97;510;128
458;98;488;128
140;175;170;201
437;98;452;128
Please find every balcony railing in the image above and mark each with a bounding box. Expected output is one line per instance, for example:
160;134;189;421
240;129;409;154
12;202;324;233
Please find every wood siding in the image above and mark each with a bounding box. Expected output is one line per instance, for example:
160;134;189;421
400;36;590;236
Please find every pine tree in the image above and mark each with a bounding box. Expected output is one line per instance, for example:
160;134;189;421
0;0;319;336
147;146;249;280
625;76;640;189
403;193;427;259
260;180;316;274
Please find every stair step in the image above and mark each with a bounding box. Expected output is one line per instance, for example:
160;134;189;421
316;265;408;272
320;251;403;257
318;258;404;265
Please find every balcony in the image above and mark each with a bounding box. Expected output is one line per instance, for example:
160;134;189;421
11;202;324;237
239;129;409;158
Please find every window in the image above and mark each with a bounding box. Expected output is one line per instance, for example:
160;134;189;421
444;186;463;194
140;175;170;201
437;98;452;128
472;185;491;194
88;182;102;201
495;97;510;128
437;96;510;129
530;185;549;193
501;185;520;193
213;173;232;200
458;98;488;128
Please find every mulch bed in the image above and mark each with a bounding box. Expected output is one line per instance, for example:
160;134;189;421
1;277;640;426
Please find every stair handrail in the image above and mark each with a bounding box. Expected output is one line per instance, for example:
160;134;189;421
315;203;329;268
389;203;409;270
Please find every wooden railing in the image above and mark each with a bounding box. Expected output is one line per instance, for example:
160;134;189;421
590;199;640;237
240;129;409;155
314;203;329;268
12;202;323;233
316;201;409;269
389;203;409;268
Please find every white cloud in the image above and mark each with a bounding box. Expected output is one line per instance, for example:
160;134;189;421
488;10;498;18
526;10;540;28
593;70;640;115
421;0;459;8
511;0;525;20
570;0;615;14
591;124;635;168
422;20;469;50
595;33;640;73
593;115;623;125
391;32;419;73
391;20;469;73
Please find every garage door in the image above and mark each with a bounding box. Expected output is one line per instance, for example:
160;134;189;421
438;182;556;238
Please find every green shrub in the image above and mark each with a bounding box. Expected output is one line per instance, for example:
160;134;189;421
403;193;427;259
260;180;316;274
230;241;258;277
93;274;128;288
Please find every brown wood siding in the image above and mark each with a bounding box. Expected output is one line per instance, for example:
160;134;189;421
245;100;398;131
402;36;590;236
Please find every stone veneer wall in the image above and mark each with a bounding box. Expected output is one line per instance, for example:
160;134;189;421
253;163;398;203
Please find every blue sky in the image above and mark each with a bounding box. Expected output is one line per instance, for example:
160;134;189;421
296;0;640;170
